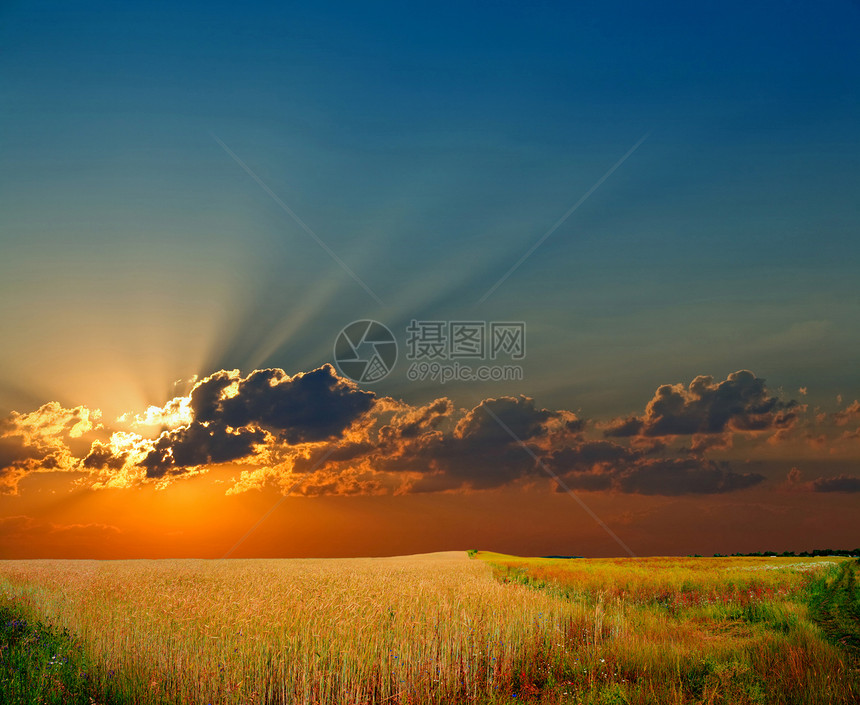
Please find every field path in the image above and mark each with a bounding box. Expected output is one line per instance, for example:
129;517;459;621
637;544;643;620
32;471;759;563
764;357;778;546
809;560;860;659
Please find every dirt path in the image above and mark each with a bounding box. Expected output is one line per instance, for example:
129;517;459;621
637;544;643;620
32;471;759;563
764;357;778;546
808;560;860;658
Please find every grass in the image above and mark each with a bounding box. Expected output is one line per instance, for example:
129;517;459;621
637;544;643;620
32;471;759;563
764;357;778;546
0;552;857;704
806;559;860;656
479;552;860;704
0;604;110;704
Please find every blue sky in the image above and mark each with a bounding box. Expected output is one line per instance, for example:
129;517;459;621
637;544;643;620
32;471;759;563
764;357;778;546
2;0;859;416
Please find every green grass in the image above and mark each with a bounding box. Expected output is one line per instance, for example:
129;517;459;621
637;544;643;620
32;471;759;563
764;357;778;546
0;605;110;704
478;552;860;704
806;559;860;657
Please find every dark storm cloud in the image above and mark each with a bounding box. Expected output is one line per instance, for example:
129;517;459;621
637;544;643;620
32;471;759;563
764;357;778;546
147;364;374;476
278;392;764;496
604;370;797;437
604;416;644;437
616;458;764;495
192;365;375;443
140;422;267;478
454;395;571;444
0;436;40;471
784;468;860;493
546;440;641;472
84;365;378;479
413;439;539;492
560;471;615;491
809;474;860;493
83;442;127;470
280;395;570;494
404;396;582;491
544;440;764;495
687;433;733;455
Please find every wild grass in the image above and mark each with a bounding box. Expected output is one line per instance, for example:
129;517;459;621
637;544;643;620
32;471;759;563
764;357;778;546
0;552;856;704
480;552;859;704
0;605;109;704
483;553;834;607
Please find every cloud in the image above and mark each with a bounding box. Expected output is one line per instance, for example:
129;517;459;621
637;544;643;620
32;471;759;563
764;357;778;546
140;422;268;478
605;370;797;437
824;400;860;444
190;366;375;444
404;396;583;492
119;396;193;428
782;467;860;493
83;365;376;484
454;395;580;446
1;401;101;442
688;433;733;454
84;432;165;490
0;402;102;493
225;395;583;496
616;458;764;495
547;440;641;472
0;515;121;537
546;441;764;495
603;416;644;437
777;398;860;448
270;392;763;497
0;366;815;498
379;398;454;441
810;474;860;493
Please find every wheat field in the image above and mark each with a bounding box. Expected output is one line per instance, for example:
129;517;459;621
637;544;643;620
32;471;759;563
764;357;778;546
0;552;857;704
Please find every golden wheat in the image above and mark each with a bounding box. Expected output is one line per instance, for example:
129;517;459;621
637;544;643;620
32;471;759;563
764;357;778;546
0;552;856;704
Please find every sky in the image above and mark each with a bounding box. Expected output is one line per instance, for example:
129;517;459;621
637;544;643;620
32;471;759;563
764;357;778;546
0;0;858;559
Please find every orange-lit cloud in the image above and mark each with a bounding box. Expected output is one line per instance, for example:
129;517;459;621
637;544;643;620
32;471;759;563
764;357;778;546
0;402;102;493
1;367;857;499
833;400;860;425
